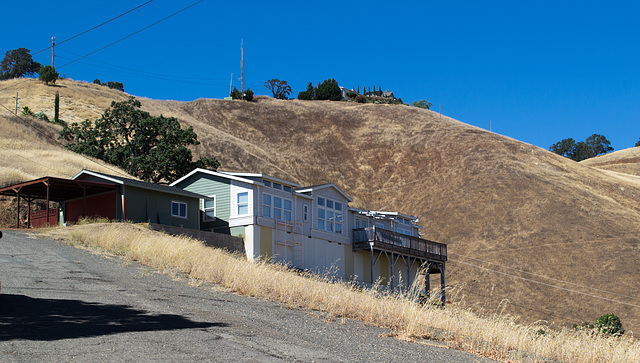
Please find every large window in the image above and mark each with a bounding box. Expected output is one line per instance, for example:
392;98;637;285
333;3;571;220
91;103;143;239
317;197;342;234
237;192;249;215
203;197;215;222
263;193;292;221
171;201;187;218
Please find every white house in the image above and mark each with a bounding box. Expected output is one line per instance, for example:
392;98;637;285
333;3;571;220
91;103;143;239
171;169;447;298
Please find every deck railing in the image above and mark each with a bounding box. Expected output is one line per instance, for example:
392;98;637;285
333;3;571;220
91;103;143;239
353;227;447;261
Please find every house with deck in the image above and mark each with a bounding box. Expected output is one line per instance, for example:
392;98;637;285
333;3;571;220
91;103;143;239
171;169;447;300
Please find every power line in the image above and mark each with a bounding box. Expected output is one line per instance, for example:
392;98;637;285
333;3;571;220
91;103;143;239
56;48;229;85
451;252;640;302
58;0;206;70
450;257;640;309
32;0;157;56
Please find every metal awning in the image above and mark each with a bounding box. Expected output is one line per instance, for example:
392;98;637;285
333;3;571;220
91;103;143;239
0;176;119;228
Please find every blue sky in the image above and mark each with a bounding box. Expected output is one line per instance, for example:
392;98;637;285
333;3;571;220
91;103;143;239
2;1;639;151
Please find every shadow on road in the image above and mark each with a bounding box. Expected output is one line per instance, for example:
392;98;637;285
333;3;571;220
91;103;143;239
0;294;226;341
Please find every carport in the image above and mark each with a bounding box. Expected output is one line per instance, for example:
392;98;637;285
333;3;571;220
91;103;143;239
0;177;118;228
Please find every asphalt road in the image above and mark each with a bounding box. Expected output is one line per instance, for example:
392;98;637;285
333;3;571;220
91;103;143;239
0;230;490;362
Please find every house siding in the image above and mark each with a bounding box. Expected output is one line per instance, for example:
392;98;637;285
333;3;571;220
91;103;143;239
174;173;232;233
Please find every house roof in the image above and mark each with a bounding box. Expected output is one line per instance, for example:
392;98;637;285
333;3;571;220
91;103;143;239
73;170;208;200
170;168;265;187
294;183;353;202
0;176;118;202
222;172;299;187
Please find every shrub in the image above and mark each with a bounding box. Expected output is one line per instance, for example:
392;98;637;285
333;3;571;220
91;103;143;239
93;79;101;85
21;106;33;116
34;112;49;122
244;88;254;101
595;313;624;336
355;94;366;103
107;81;124;92
38;65;59;85
230;87;242;100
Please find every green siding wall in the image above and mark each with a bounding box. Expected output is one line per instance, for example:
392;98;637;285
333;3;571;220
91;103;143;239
174;173;232;232
123;186;199;229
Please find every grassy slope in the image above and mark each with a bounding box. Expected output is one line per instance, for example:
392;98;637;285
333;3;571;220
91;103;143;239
3;78;640;332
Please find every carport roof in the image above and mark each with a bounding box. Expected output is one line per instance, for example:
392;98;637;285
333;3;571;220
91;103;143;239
0;176;118;202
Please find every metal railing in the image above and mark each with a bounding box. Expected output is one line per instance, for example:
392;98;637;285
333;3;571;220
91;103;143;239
353;227;447;260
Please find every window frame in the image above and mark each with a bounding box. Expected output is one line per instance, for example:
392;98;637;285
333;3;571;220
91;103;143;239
202;196;216;222
171;201;188;219
237;191;249;215
317;196;343;234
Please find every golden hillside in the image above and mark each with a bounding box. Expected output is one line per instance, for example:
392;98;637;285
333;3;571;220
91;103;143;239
581;146;640;176
2;78;640;332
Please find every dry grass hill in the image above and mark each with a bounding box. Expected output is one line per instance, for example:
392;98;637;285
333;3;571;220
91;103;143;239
2;78;640;333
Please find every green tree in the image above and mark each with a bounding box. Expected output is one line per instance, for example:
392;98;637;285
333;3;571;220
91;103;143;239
107;81;124;92
264;79;292;99
297;82;315;100
54;91;60;123
230;87;242;99
0;48;41;80
243;88;254;101
38;65;59;85
59;97;219;183
595;313;624;336
635;138;640;147
316;78;341;101
549;134;613;161
412;100;432;109
549;138;577;159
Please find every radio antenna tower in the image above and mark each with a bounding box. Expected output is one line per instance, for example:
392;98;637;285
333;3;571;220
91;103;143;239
240;39;244;94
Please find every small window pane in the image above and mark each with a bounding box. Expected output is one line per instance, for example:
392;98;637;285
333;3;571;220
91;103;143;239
283;185;292;192
263;206;271;217
335;223;342;234
238;192;248;204
274;208;282;220
284;211;292;221
205;210;215;220
284;199;292;211
204;199;215;209
263;180;271;187
318;209;325;219
335;202;342;211
318;219;325;230
179;203;187;217
317;197;325;207
263;194;271;206
238;205;248;215
273;182;282;190
274;197;282;208
326;200;333;209
172;202;179;216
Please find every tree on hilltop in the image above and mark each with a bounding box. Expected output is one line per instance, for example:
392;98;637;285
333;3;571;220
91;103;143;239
316;78;341;101
59;97;220;183
38;65;59;85
0;48;41;80
264;79;292;99
412;100;432;109
549;134;613;161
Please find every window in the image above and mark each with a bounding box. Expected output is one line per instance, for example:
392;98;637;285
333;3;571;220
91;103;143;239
403;218;412;225
283;185;292;193
237;192;249;215
203;197;215;221
264;193;292;221
375;221;385;230
397;227;412;236
272;182;282;190
263;180;271;188
317;197;342;234
355;217;368;229
171;201;187;218
262;194;271;217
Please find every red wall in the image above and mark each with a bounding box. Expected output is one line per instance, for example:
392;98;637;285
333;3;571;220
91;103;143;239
30;209;59;228
65;191;117;223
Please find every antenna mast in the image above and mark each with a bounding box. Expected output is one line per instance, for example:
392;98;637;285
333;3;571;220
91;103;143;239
229;73;233;96
240;39;244;94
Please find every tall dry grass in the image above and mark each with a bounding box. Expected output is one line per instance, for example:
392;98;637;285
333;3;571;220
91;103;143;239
40;223;640;362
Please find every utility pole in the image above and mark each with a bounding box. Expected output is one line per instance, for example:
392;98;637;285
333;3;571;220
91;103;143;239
51;36;55;67
240;39;244;94
14;92;18;115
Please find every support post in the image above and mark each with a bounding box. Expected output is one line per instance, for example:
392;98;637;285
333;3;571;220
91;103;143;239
369;242;374;286
440;263;446;306
425;262;431;297
16;192;20;228
27;198;31;228
45;181;50;227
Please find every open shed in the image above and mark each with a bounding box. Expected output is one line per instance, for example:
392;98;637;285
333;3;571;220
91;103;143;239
0;177;118;228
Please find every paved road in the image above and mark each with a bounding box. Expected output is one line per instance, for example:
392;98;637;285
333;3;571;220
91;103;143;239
0;230;490;362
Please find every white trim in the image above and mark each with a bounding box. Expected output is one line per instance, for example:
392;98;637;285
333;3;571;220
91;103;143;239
170;168;264;187
171;201;188;219
72;170;124;185
295;183;353;202
224;172;300;187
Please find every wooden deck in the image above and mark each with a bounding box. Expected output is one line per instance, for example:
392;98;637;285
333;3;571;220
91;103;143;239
352;227;447;262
